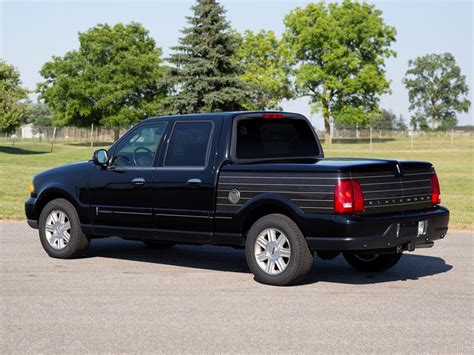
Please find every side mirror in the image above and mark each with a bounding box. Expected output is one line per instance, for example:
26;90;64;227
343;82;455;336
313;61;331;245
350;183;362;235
92;149;109;166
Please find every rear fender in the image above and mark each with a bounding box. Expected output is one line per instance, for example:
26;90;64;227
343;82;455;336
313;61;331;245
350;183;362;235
236;193;305;235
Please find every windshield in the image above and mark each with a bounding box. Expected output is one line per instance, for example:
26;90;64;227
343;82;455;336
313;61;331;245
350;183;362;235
234;117;320;160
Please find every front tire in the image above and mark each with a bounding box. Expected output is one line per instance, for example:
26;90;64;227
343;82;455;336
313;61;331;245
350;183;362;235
39;198;89;258
343;252;402;272
245;214;313;286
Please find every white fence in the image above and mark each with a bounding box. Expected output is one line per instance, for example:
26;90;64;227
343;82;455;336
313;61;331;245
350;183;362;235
3;125;129;146
1;124;472;147
316;126;472;141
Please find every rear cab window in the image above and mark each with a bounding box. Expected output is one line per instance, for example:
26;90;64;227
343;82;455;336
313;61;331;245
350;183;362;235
232;114;320;161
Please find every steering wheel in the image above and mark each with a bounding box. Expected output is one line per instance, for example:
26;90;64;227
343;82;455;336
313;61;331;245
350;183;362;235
133;146;154;166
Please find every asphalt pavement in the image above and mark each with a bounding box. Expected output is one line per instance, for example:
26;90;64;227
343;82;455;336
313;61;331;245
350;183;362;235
1;221;472;353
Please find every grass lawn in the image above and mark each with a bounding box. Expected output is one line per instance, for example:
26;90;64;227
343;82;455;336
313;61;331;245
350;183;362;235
0;142;107;221
0;136;472;230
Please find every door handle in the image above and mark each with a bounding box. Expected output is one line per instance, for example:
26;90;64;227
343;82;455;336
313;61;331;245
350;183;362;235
132;177;145;186
186;178;202;188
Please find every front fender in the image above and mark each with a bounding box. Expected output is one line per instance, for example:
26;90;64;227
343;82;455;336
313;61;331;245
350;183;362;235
36;183;77;206
28;160;93;225
25;184;77;224
33;183;90;225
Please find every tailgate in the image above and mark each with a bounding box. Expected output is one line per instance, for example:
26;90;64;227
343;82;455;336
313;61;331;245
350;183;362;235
353;162;434;215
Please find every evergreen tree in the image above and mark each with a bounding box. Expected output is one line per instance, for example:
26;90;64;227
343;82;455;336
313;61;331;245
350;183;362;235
165;0;250;114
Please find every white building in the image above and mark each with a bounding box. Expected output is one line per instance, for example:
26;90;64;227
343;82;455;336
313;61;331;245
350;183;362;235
21;123;34;139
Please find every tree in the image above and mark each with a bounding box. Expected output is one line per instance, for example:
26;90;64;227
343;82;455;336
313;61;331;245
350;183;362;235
335;108;407;130
403;53;470;130
0;59;28;134
410;113;428;131
373;109;407;130
165;0;250;114
283;0;396;143
236;30;293;110
38;22;168;139
22;100;53;127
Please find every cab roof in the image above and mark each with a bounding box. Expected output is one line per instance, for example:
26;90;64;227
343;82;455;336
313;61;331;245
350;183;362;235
141;111;304;123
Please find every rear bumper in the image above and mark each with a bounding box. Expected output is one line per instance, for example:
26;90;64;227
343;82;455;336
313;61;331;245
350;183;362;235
305;206;449;252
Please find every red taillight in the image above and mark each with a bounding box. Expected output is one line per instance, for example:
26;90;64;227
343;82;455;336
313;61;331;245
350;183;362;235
431;174;441;204
352;180;364;212
334;179;365;214
262;113;284;119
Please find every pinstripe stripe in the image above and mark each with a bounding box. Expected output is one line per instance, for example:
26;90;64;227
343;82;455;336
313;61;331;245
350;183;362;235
219;182;334;187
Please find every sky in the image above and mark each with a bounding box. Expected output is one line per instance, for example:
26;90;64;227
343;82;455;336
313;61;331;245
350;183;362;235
1;0;473;129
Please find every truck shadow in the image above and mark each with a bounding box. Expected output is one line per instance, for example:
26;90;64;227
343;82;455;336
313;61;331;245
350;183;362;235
302;253;452;285
85;237;452;285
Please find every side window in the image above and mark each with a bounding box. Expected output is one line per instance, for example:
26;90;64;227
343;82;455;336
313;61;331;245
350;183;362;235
164;121;213;167
111;122;167;167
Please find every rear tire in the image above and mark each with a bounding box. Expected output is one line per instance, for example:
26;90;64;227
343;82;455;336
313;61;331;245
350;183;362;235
39;198;89;259
343;252;402;272
245;214;313;286
143;241;175;249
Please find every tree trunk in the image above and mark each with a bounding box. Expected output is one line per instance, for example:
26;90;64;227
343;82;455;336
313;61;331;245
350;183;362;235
113;128;120;141
321;91;332;146
324;114;331;146
431;117;436;130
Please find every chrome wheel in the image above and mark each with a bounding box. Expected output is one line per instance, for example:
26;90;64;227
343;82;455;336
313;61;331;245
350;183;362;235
45;210;71;250
254;228;291;275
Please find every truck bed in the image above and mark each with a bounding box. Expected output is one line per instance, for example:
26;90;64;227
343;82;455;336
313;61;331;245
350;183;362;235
216;158;434;216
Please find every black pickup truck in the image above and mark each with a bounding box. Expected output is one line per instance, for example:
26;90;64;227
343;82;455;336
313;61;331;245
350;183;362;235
25;111;449;285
